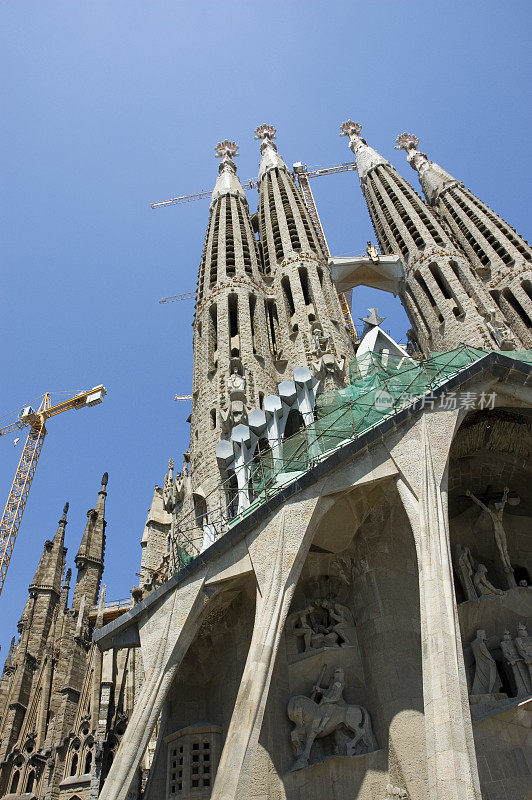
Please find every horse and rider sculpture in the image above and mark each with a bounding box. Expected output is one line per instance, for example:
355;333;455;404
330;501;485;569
287;665;376;771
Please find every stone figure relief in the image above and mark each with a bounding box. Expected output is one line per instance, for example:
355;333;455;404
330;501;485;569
471;629;502;695
454;544;477;600
162;458;186;513
310;322;346;384
287;665;376;770
500;630;530;696
466;487;519;587
515;624;532;687
385;786;409;799
473;563;505;597
482;308;516;351
311;322;332;358
221;360;251;433
453;544;504;600
291;600;357;653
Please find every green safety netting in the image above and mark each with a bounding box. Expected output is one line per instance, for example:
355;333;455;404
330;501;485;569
175;346;531;562
250;345;532;496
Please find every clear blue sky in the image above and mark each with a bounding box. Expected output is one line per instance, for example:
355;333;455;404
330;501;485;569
1;1;530;658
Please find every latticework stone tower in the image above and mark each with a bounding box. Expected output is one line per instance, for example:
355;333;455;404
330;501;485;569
190;140;279;503
395;132;532;347
340;120;516;352
256;125;354;380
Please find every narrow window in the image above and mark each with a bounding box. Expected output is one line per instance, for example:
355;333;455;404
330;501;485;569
210;409;216;430
299;267;311;305
228;294;239;338
209;304;217;368
249;294;257;354
281;276;295;316
265;300;279;348
193;495;208;528
502;289;531;328
70;753;78;777
10;772;19;794
85;751;93;774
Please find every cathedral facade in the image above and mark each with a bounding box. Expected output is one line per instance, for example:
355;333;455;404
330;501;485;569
1;122;531;800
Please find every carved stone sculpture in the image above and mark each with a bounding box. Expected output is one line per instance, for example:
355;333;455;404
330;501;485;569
327;602;357;646
162;458;185;513
385;786;409;799
472;563;505;597
311;322;332;358
467;488;516;586
471;629;502;695
454;544;477;600
221;363;251;433
500;630;530;696
287;666;375;770
515;623;532;688
291;600;357;653
309;322;346;385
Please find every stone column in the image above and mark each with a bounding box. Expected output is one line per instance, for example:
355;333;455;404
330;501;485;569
98;571;215;800
211;494;329;800
395;413;481;800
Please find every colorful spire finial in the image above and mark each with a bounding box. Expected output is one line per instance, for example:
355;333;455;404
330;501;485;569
339;120;362;138
214;140;239;160
254;124;277;142
395;132;420;152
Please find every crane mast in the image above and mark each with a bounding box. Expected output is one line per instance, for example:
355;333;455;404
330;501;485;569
0;386;106;597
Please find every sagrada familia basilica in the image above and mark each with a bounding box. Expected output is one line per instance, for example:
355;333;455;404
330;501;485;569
0;121;531;800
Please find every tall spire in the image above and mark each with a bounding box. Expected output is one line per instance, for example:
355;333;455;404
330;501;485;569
189;138;279;509
395;131;532;346
29;502;68;597
339;119;389;185
395;132;458;205
339;119;515;352
255;123;354;379
72;474;107;610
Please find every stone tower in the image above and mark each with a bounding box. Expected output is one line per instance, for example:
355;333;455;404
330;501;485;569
72;472;107;610
0;478;137;800
255;124;354;383
190;140;279;502
395;131;532;347
0;504;68;762
339;120;515;352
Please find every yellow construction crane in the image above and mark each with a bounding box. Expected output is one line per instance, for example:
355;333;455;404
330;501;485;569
153;161;359;342
0;386;106;597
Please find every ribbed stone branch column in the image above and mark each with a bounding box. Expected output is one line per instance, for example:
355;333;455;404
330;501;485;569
98;572;215;800
396;414;481;800
211;495;330;800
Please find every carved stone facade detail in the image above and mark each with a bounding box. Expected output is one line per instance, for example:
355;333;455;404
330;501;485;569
287;665;376;770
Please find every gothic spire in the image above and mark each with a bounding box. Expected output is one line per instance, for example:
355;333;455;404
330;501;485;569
29;502;68;597
72;473;107;610
339;120;390;185
395;132;459;205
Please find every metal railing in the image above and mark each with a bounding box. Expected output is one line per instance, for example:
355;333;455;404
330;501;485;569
170;346;491;572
